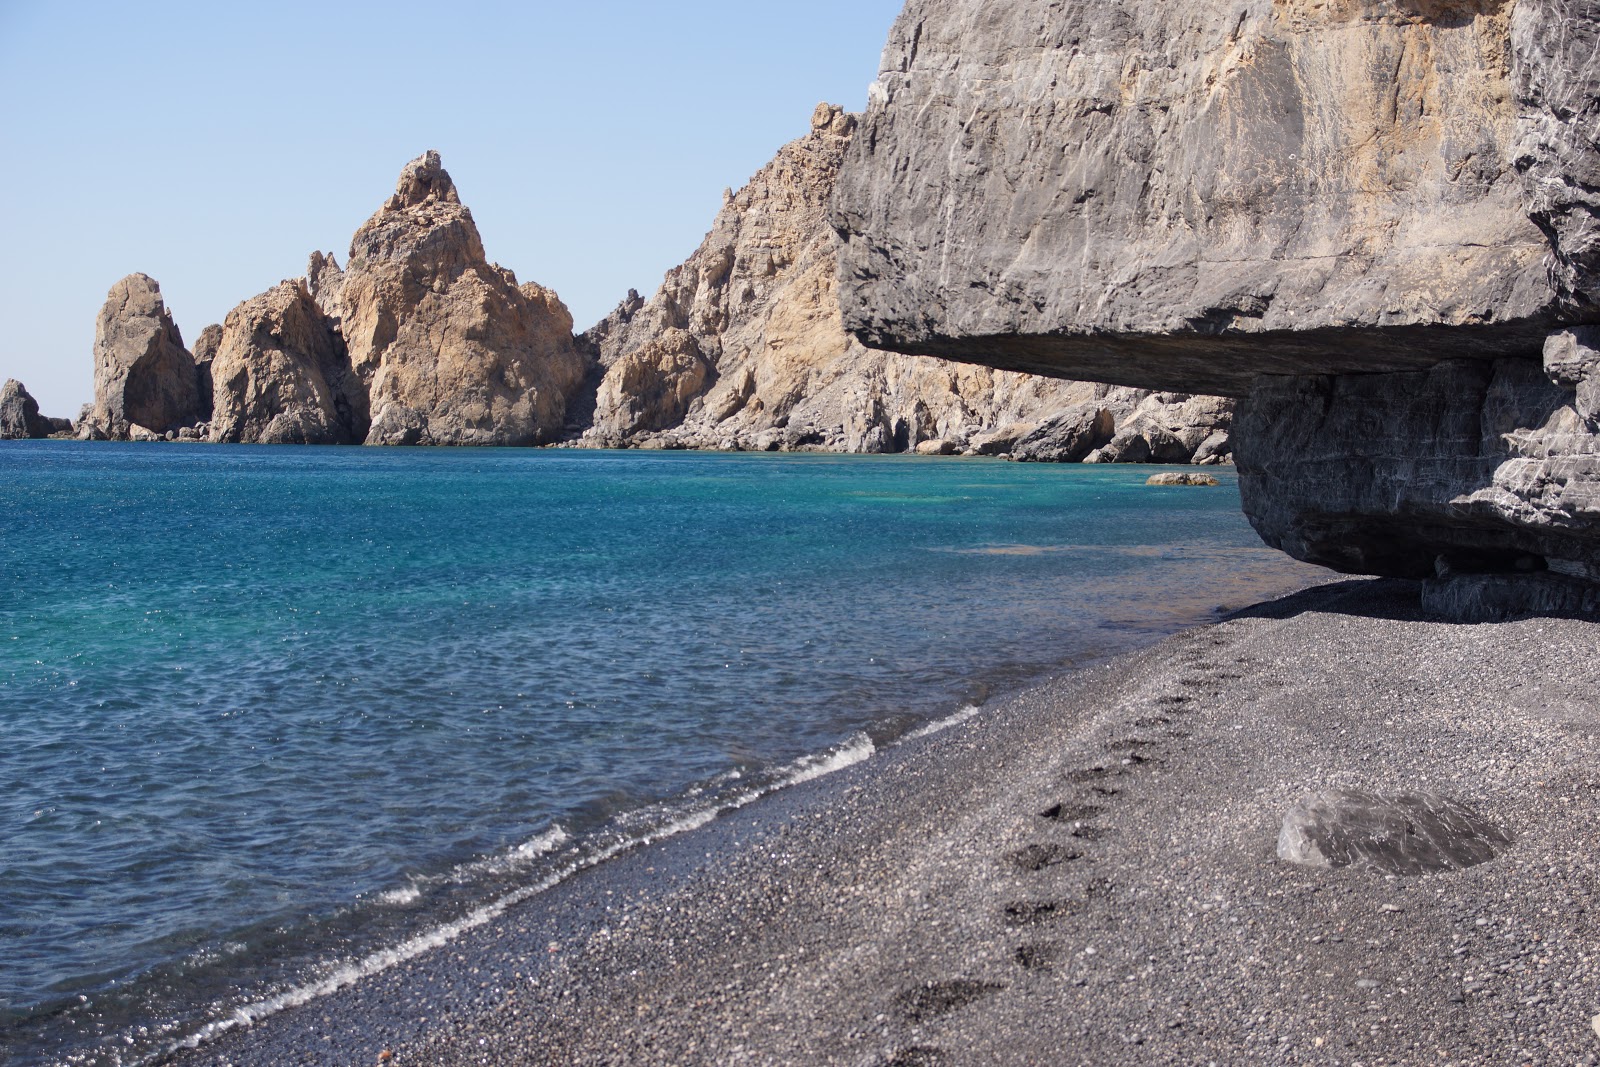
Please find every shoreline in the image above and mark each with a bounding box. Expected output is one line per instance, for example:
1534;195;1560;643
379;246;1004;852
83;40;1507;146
167;578;1600;1066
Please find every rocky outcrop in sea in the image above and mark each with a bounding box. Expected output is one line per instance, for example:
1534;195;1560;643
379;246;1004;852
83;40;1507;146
86;153;589;447
0;379;70;439
575;103;1233;460
79;125;1233;461
832;0;1600;606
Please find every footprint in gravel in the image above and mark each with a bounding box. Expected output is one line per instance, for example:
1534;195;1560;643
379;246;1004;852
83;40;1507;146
880;1048;947;1067
1014;942;1062;970
1006;843;1083;872
1133;716;1170;729
1107;738;1156;753
1064;766;1123;784
1155;694;1192;709
892;980;1005;1023
1040;802;1104;822
1003;900;1078;926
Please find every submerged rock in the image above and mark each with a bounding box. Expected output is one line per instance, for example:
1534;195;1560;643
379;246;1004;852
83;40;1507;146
1278;790;1512;876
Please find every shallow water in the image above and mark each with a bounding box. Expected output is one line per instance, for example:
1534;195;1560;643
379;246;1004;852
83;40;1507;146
0;444;1318;1064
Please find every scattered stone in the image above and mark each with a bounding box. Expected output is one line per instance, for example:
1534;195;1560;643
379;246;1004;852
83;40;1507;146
1278;790;1513;876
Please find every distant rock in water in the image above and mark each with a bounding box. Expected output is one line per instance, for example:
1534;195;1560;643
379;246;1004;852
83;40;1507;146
308;150;588;446
0;379;68;439
576;103;1233;460
209;281;361;445
82;274;202;440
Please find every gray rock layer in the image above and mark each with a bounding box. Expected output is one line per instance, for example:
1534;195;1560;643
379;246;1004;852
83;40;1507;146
833;0;1591;396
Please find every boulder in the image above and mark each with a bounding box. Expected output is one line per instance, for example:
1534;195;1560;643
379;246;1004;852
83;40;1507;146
1147;472;1219;487
83;274;202;439
1278;790;1513;876
0;379;50;439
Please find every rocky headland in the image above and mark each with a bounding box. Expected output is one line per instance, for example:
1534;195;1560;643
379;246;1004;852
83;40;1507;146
832;0;1600;614
575;103;1233;461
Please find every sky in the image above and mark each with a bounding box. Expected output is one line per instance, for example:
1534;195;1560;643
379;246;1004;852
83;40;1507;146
0;0;906;417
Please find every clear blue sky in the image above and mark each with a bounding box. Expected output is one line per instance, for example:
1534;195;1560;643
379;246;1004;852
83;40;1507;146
0;0;905;417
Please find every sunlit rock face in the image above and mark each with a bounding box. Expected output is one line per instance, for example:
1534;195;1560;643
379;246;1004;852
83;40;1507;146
578;103;1235;461
835;0;1600;590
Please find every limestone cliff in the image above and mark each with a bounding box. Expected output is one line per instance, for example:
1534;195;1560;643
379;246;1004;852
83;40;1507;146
579;104;1233;461
835;0;1600;598
81;274;203;439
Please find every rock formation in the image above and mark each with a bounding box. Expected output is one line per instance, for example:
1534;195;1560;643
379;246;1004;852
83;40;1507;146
833;0;1600;597
580;103;1234;460
208;281;362;445
305;150;588;446
81;274;202;439
0;380;69;439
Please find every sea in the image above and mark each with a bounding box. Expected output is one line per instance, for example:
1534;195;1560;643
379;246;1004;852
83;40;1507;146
0;443;1320;1065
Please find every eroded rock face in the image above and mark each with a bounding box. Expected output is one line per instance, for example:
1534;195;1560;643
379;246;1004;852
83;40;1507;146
834;0;1584;396
1;379;49;439
311;151;588;446
208;281;363;445
1235;358;1600;581
580;104;1234;459
1278;790;1512;876
84;274;202;439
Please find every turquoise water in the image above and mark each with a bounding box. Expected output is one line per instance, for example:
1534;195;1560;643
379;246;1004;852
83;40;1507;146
0;444;1315;1065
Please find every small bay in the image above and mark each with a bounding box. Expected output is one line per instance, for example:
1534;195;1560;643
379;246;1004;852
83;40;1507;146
0;443;1317;1065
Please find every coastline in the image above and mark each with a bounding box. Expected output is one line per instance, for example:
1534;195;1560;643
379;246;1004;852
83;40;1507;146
170;578;1600;1066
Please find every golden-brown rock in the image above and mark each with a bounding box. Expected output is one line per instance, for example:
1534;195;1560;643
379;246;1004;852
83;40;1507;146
312;151;588;446
208;281;363;445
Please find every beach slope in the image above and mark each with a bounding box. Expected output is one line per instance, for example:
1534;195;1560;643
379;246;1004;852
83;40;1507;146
183;580;1600;1066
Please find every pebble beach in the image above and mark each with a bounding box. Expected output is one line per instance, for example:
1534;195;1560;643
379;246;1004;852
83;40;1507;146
170;577;1600;1066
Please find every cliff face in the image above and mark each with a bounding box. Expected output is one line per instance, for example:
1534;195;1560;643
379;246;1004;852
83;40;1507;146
834;0;1577;395
580;104;1234;461
835;0;1600;598
208;281;361;445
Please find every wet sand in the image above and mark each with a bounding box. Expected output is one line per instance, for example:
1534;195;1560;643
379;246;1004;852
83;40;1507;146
179;578;1600;1066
